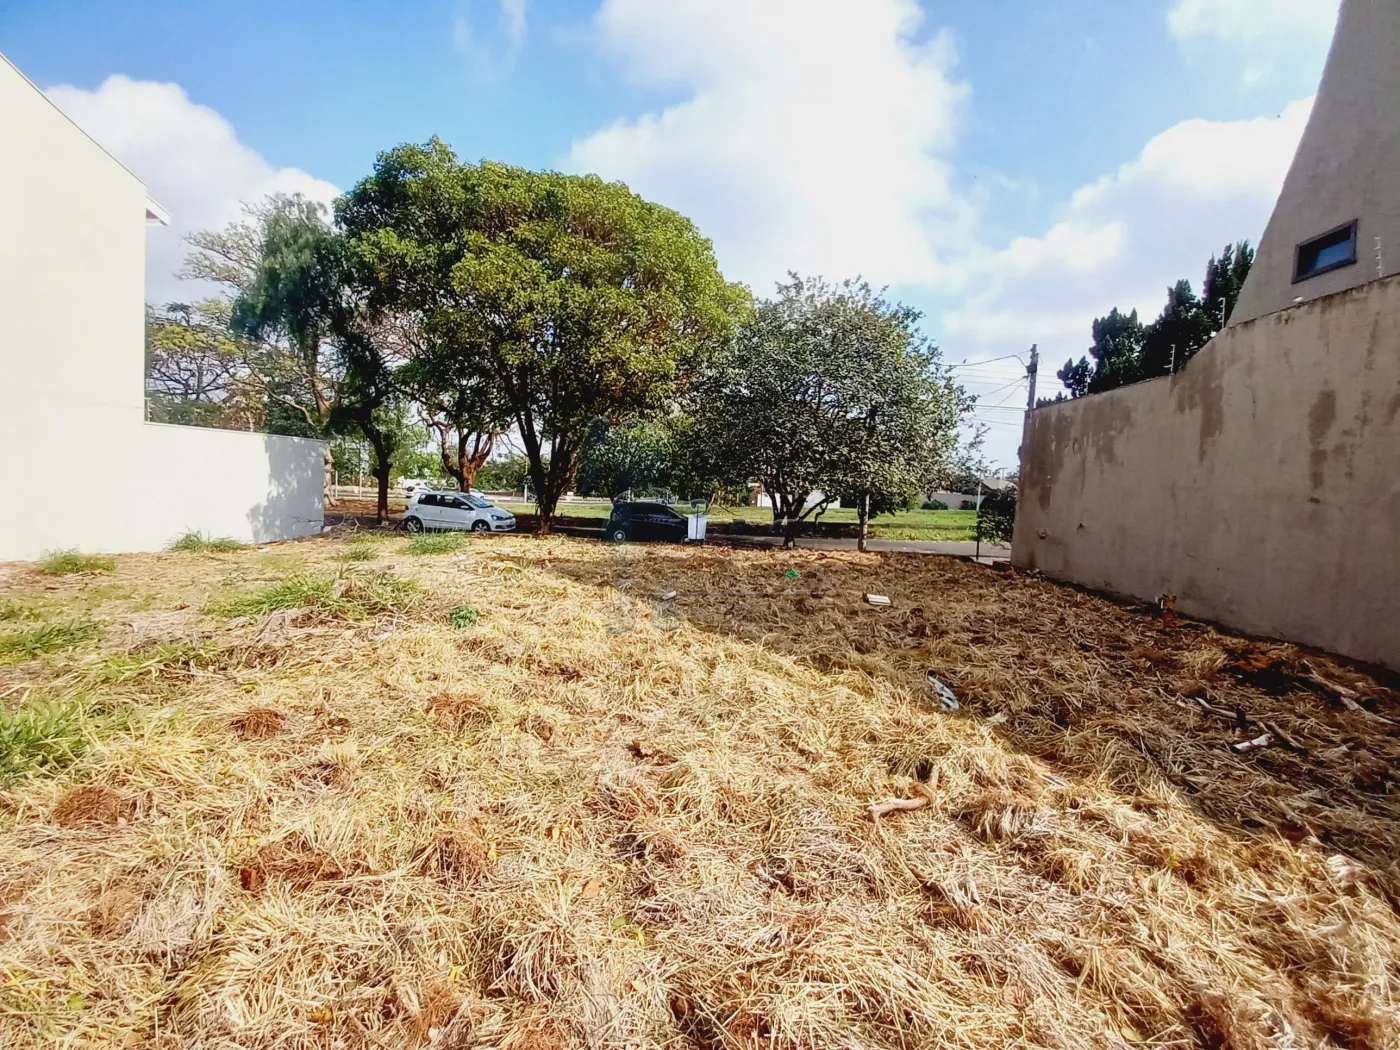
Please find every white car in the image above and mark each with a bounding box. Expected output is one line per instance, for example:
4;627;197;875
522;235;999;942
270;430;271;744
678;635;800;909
402;491;516;533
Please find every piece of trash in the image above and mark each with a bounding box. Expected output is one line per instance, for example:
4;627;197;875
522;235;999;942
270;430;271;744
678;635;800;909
865;593;891;607
660;590;678;601
1230;732;1273;754
984;711;1008;726
927;673;959;712
784;569;801;579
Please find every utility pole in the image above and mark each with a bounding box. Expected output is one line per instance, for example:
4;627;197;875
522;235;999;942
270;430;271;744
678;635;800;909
1168;345;1177;375
1025;344;1039;411
975;477;984;562
1378;237;1385;280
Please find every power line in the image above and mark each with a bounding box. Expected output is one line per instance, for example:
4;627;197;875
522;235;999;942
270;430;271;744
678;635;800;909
971;379;1024;401
947;352;1024;368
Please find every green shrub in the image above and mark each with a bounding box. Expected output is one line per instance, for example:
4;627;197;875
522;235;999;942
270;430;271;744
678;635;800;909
0;620;100;664
922;500;948;511
976;486;1018;544
207;571;420;620
37;550;116;575
0;696;92;781
960;500;977;511
168;531;245;553
407;532;467;555
449;604;480;628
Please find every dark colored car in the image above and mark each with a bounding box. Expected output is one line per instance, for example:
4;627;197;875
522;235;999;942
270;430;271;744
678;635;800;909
603;501;690;543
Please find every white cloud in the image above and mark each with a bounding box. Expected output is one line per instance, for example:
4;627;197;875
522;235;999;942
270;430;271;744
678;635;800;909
45;75;339;307
1168;0;1340;84
941;99;1313;382
453;0;529;80
565;0;975;292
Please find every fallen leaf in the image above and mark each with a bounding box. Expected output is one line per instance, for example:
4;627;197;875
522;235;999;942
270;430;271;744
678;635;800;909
580;877;603;900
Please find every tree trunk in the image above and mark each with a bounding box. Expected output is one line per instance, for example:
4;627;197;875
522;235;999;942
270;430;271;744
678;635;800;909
535;467;568;535
368;434;392;525
460;432;494;490
857;492;870;552
436;425;465;491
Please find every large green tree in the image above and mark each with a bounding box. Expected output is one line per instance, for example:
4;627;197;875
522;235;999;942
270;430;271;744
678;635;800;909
336;139;748;531
691;276;970;548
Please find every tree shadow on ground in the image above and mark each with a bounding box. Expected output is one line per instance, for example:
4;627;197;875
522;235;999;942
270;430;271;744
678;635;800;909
529;541;1400;1048
544;544;1400;879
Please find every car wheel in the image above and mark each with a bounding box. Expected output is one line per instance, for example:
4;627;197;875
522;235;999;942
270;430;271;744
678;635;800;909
403;516;424;533
471;520;491;533
608;526;629;543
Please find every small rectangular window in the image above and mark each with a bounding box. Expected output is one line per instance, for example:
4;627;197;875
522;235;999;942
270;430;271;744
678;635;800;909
1294;220;1358;282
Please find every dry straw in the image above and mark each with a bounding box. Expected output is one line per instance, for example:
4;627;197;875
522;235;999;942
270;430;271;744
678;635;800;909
0;532;1396;1049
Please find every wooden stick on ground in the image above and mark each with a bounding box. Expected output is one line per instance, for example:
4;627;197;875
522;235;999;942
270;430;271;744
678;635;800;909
870;783;934;822
1265;721;1308;754
1303;661;1395;724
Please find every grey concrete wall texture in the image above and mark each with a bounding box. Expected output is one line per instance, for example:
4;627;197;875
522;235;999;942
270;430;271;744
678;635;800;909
1013;276;1400;669
1230;0;1400;325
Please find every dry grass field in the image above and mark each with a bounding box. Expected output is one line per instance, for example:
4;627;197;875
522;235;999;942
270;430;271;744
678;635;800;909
0;531;1397;1049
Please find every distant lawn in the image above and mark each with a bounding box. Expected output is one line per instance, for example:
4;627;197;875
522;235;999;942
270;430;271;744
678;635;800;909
496;502;979;541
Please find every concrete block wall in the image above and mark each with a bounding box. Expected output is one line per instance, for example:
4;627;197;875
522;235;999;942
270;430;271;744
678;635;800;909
1014;276;1400;670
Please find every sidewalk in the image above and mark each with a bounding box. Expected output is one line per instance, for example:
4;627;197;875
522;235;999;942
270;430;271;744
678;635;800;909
712;533;1012;561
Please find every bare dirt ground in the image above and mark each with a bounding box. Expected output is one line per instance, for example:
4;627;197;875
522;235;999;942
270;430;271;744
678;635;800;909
0;531;1397;1049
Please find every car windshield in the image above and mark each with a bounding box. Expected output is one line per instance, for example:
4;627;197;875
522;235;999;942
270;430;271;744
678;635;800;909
463;494;492;509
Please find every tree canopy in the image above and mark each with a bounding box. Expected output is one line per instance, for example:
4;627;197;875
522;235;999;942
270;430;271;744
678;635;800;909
336;139;749;530
1054;241;1254;400
689;276;971;548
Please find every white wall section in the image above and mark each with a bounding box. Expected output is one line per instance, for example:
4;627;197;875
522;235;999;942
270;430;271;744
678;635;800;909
0;53;324;562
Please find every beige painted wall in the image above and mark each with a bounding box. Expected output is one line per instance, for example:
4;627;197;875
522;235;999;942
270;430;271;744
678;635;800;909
1014;276;1400;670
1230;0;1400;325
0;54;324;561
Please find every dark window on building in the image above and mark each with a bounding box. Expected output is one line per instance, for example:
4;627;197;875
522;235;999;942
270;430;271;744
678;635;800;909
1294;220;1358;282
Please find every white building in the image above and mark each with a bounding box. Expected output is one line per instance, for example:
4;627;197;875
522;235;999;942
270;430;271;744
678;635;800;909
0;54;325;562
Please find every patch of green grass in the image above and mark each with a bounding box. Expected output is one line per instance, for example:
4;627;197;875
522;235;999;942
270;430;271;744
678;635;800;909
37;550;116;575
0;620;100;665
406;532;468;555
207;574;337;618
101;640;212;682
449;604;480;628
0;696;93;781
207;570;421;620
347;527;398;543
0;599;37;623
168;531;245;553
340;541;380;563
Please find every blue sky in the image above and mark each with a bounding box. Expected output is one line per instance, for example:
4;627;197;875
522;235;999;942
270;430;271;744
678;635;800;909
2;0;1340;464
